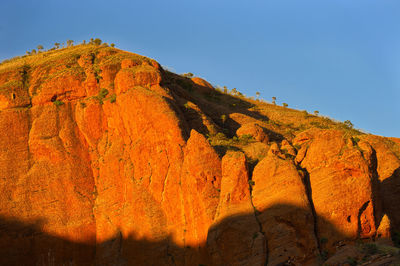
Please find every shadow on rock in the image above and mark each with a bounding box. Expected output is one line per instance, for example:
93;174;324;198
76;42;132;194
380;167;400;244
1;201;388;265
162;72;282;139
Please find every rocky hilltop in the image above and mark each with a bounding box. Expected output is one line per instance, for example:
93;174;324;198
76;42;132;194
0;44;399;265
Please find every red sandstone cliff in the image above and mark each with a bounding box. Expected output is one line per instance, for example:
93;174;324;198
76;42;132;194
0;45;399;265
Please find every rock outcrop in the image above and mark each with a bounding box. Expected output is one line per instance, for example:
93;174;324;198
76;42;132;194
236;123;269;143
0;45;399;265
294;129;379;254
208;151;266;266
252;149;319;265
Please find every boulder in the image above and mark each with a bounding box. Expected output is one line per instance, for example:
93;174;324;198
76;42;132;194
191;77;213;89
236;123;269;143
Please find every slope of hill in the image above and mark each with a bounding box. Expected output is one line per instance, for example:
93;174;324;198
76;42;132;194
0;44;399;265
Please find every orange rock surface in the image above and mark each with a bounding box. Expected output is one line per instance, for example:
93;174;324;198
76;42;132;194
294;130;378;250
0;45;399;265
236;123;269;143
252;149;319;265
208;151;266;265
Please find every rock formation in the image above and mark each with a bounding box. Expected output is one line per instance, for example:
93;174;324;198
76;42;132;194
0;45;399;265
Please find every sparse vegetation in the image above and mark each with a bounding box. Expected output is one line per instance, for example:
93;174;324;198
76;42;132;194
182;72;194;78
93;38;102;46
93;64;102;82
352;137;360;145
310;121;329;129
221;114;227;124
344;120;354;129
293;144;301;150
53;100;64;107
238;134;254;145
96;88;109;104
99;88;109;98
109;94;117;103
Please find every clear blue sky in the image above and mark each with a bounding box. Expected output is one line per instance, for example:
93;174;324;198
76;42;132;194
1;0;399;137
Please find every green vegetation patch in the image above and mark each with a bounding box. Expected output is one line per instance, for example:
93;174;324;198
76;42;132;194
95;88;109;104
53;100;64;106
109;94;116;103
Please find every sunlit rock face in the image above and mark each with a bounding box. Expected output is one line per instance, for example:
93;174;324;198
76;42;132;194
0;46;399;265
294;130;379;252
252;149;319;265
